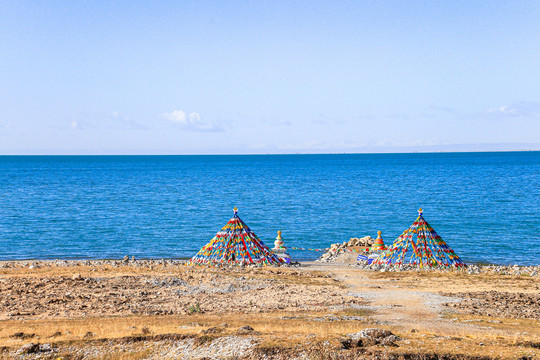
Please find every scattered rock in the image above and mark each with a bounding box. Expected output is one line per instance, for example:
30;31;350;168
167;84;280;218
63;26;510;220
72;273;82;280
443;291;540;319
358;262;540;277
17;343;39;354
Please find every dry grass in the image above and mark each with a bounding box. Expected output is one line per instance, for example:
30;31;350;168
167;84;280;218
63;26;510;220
340;307;375;317
0;311;370;347
441;313;540;337
1;311;538;359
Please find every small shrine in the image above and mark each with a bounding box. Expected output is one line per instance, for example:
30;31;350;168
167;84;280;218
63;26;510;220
272;230;291;264
371;231;386;252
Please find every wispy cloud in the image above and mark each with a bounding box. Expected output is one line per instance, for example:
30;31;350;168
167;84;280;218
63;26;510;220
163;110;223;132
108;111;146;130
486;101;540;119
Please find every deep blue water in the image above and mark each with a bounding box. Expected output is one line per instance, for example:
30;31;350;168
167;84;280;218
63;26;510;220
0;152;538;265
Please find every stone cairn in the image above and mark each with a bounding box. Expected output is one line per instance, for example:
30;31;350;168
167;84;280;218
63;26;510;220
317;236;374;262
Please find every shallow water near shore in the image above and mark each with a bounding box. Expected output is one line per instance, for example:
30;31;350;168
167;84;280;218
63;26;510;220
0;152;538;265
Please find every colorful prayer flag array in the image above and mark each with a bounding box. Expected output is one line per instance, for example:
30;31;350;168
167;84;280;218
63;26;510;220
371;208;466;268
186;208;283;266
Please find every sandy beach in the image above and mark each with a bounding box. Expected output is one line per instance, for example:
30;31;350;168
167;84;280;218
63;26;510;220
0;255;538;360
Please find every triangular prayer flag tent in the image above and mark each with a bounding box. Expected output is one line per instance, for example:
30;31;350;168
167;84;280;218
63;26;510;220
371;208;466;268
187;207;283;266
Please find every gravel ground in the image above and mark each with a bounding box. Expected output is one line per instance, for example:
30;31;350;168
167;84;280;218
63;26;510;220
0;261;355;320
442;291;540;320
1;260;538;360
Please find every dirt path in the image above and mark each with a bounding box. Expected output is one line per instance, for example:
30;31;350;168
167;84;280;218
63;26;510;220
304;263;501;336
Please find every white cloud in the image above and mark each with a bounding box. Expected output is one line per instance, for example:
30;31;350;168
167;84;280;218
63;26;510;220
486;102;540;118
70;121;80;129
163;110;223;132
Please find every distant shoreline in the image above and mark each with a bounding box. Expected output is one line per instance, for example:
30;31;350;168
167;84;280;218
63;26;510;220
0;149;539;156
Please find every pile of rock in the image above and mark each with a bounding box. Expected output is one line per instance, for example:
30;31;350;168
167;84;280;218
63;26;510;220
347;236;375;247
317;236;373;262
341;328;400;349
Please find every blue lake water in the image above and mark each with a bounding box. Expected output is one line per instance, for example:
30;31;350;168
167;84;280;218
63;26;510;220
0;152;538;265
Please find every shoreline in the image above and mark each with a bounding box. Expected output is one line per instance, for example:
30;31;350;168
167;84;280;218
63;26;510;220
0;259;538;278
1;257;539;267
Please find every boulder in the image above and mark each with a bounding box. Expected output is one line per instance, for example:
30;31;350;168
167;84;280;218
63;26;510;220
348;236;373;247
348;238;359;247
359;236;373;246
236;325;258;335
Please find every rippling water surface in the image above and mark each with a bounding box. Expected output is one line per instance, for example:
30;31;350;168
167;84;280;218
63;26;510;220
0;152;538;265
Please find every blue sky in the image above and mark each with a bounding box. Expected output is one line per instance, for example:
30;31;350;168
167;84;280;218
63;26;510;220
1;1;539;154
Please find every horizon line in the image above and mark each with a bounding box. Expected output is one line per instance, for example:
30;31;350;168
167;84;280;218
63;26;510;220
1;149;539;156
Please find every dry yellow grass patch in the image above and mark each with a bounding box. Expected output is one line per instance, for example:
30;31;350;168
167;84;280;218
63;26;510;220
0;310;372;347
2;310;537;359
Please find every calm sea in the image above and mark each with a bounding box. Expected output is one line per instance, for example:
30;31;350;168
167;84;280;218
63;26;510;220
0;153;538;265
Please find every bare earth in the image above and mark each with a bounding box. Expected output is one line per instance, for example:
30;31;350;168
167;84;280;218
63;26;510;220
0;258;538;359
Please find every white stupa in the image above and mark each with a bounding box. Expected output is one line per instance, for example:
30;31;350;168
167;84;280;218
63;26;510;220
272;230;291;264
